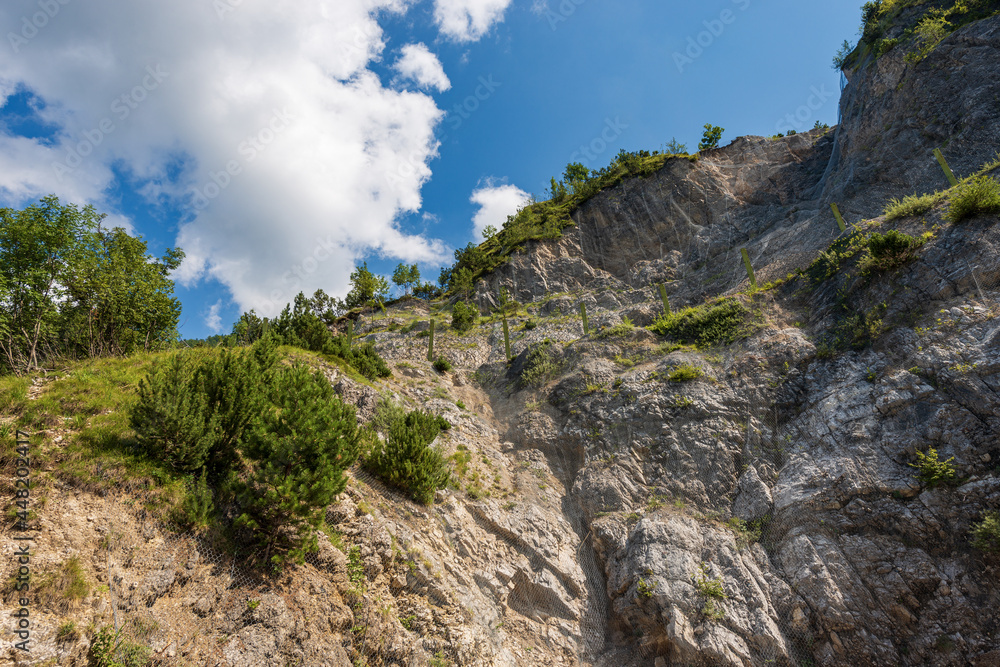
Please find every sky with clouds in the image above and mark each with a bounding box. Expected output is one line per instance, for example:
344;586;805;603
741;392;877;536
0;0;861;338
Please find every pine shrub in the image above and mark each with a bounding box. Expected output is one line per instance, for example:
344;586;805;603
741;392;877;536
452;301;479;332
947;175;1000;223
970;510;1000;552
365;410;451;505
648;298;750;348
174;471;214;530
234;363;361;566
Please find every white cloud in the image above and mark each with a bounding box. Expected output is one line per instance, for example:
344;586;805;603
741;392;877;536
204;300;224;334
434;0;513;42
470;181;529;238
393;43;451;92
0;0;454;317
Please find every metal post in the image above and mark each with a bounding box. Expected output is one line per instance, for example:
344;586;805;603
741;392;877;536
581;303;589;335
427;319;435;362
830;203;847;232
934;148;959;187
741;248;757;290
658;283;671;315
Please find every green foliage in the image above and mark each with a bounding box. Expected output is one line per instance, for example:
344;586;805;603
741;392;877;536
596;316;634;339
665;137;688;154
637;578;657;598
130;336;277;474
89;625;151;667
392;263;421;295
947;174;1000;223
905;14;951;63
668;364;703;382
692;562;727;620
832;39;855;68
858;229;927;273
234;363;361;566
970;510;1000;552
345;262;390;310
364;409;452;505
909;447;957;488
56;621;79;642
648;298;751;348
174;471;214;530
432;356;453;373
268;293;390;380
698;124;724;152
520;339;561;388
524;318;538;331
884;190;944;221
0;195;183;374
451;301;479;333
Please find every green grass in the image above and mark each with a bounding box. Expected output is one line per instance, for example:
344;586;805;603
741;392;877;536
648;297;753;348
884;190;944;221
596;316;635;339
947;174;1000;223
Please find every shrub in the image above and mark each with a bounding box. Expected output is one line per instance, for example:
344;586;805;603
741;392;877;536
452;301;479;333
947;175;1000;223
234;364;361;567
130;336;277;475
970;510;1000;552
668;364;703;382
524;319;538;331
909;447;957;488
884;191;942;221
365;409;451;505
859;229;926;272
692;562;727;620
433;356;453;373
520;340;561;388
90;626;150;667
56;621;79;642
173;471;214;530
648;298;750;348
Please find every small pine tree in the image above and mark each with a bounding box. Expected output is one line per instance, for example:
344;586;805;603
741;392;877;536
234;364;361;566
130;353;220;473
175;470;214;529
698;124;725;152
452;301;478;332
365;412;451;505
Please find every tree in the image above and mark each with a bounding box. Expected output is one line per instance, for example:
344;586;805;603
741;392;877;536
451;267;474;301
698;124;725;152
235;363;361;565
451;301;478;333
665;137;688;154
391;263;420;296
364;410;451;505
344;262;390;310
832;39;855;69
562;162;591;194
0;195;183;374
481;225;498;240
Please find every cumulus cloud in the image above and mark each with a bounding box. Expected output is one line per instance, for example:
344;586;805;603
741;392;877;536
204;300;224;334
0;0;456;317
393;43;451;92
470;182;529;238
434;0;513;42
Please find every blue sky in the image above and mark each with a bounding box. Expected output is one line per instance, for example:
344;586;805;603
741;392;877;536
0;0;861;339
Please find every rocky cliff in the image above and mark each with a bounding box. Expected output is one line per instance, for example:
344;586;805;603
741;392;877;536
5;12;1000;667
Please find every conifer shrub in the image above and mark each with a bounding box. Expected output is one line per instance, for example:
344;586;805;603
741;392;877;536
859;229;927;273
452;301;479;333
909;447;957;488
648;298;750;348
519;339;562;388
130;336;277;475
432;356;453;373
364;409;451;505
970;510;1000;552
173;471;214;530
234;363;361;566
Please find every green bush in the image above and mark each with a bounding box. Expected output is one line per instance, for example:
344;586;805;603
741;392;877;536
432;356;453;373
523;319;538;331
452;301;479;333
520;340;562;388
859;229;926;272
173;471;214;530
909;447;957;488
970;510;1000;552
90;626;151;667
883;191;943;221
699;124;724;151
130;336;277;474
668;364;703;382
365;409;451;505
234;363;361;566
947;175;1000;223
648;298;750;348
